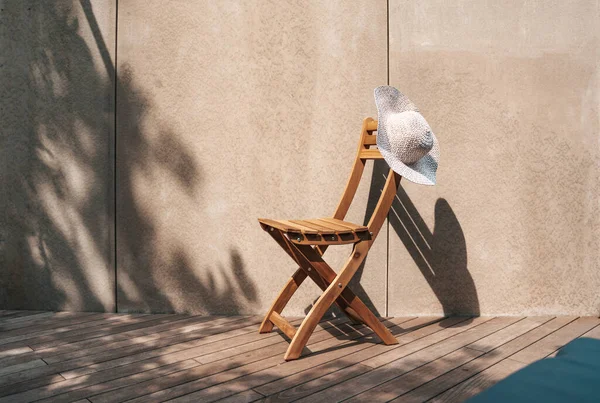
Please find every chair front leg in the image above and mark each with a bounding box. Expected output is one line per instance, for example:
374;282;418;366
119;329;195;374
284;242;370;361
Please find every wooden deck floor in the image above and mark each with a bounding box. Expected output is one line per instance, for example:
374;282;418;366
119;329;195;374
0;312;598;403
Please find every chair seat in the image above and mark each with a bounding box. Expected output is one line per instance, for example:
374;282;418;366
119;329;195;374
258;218;371;245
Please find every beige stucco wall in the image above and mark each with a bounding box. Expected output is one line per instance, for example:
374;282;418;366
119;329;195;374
115;0;389;315
0;0;116;311
2;0;598;316
387;0;600;316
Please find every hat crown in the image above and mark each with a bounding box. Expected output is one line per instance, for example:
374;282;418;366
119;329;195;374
386;111;434;165
374;85;439;186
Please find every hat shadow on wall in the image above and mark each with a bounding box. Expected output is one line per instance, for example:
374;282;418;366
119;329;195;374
0;0;259;314
382;159;480;317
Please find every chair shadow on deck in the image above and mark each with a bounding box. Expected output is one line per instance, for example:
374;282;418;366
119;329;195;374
297;316;445;357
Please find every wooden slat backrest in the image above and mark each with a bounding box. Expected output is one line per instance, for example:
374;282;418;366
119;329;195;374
332;118;401;245
363;135;377;146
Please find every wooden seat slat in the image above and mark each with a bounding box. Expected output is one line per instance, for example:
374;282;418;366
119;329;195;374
258;218;298;232
301;219;353;234
290;220;337;234
320;218;368;232
276;220;320;234
312;219;358;233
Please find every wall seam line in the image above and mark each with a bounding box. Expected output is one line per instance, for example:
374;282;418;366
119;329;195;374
385;0;390;317
386;0;390;86
113;0;119;313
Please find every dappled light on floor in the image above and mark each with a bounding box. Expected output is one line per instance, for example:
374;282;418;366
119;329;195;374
0;311;597;402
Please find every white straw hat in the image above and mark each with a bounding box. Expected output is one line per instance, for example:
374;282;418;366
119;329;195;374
374;86;440;185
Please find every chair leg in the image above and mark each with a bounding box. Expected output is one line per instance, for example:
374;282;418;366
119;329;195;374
265;229;364;325
259;268;307;333
284;242;370;361
295;244;398;346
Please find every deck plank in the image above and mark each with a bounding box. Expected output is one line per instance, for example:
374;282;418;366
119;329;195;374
0;318;260;398
261;364;375;403
0;312;70;331
151;319;426;403
430;358;526;403
509;316;600;364
0;314;151;348
0;311;20;319
218;389;266;403
0;312;48;323
0;359;47;377
0;360;201;403
28;315;189;350
59;317;314;380
580;323;600;339
0;346;33;360
44;316;247;364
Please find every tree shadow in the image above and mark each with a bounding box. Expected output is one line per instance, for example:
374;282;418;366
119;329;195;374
0;1;113;311
0;1;259;314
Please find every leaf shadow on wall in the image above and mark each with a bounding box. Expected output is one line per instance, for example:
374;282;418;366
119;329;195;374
0;1;113;311
0;1;259;314
381;159;480;316
85;0;259;314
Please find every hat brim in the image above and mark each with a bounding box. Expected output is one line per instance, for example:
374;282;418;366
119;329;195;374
374;85;419;114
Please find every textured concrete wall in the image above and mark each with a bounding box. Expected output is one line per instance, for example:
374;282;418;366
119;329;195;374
0;1;116;311
116;0;388;315
3;0;598;316
388;0;600;316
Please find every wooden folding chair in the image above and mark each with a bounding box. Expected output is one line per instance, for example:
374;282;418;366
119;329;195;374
258;117;402;360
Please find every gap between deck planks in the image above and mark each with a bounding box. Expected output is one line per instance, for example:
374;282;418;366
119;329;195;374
0;313;597;403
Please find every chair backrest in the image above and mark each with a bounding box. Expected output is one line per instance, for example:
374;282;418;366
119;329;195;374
332;118;401;244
